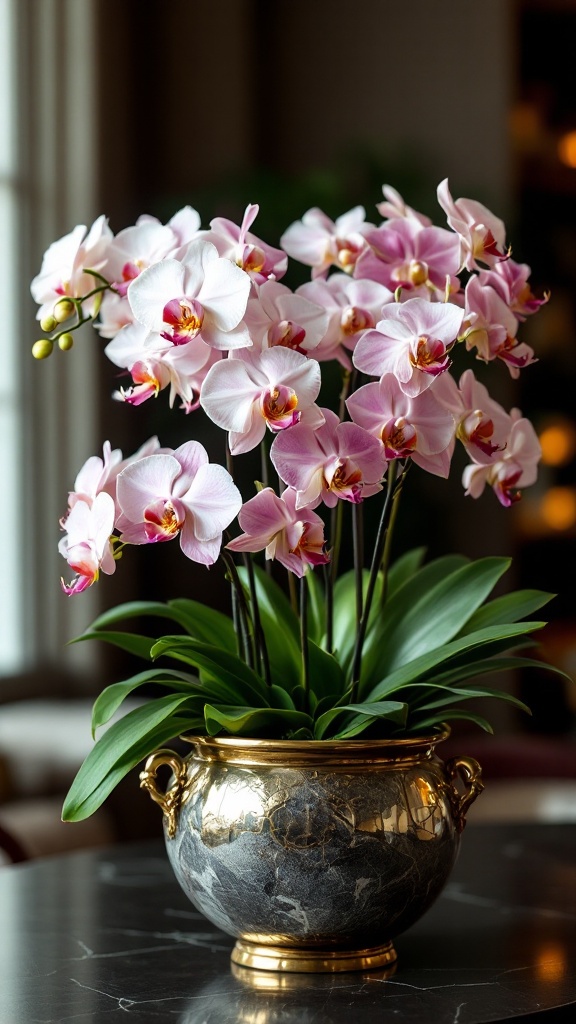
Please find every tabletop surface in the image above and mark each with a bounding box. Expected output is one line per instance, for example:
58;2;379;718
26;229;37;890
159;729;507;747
0;823;575;1024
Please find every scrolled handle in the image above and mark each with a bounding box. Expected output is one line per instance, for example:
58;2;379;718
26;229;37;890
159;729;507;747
139;749;188;839
445;755;484;832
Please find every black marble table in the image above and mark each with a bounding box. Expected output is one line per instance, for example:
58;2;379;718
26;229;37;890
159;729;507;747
0;824;574;1023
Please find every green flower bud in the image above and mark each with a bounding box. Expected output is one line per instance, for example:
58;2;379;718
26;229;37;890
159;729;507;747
53;297;75;323
40;314;58;333
58;333;74;351
32;339;54;360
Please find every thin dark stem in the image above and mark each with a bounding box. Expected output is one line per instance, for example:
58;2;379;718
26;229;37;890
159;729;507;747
349;462;401;702
220;549;254;670
288;570;298;616
300;576;310;713
324;562;334;654
260;439;269;488
244;554;272;686
380;461;409;607
352;502;364;627
325;501;343;653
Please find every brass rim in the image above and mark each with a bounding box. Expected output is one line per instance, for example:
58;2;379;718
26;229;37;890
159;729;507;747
180;729;450;767
231;939;398;973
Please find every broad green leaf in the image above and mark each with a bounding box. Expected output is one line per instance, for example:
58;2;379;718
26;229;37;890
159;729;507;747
306;571;325;645
167;599;237;650
314;700;407;739
412;655;571;693
332;569;382;670
150;637;270;706
269;684;297;711
406;682;532;715
62;695;201;821
237;565;302;690
238;565;300;643
458;590;555;635
62;715;198;822
383;546;427;603
307;640;346;702
89;601;189;632
203;704;313;737
70;630;156;660
408;709;494;734
91;668;199;735
365;621;547;702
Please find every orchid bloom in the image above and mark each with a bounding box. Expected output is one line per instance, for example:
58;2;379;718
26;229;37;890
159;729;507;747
355;218;461;297
66;441;123;511
59;492;117;595
462;412;541;507
127;239;251;351
437;179;508;270
227;486;329;577
31;215;113;322
200;347;322;455
463;277;537;378
270;407;387;509
105;322;214;409
297;274;392;366
353;297;463;397
376;185;432;227
205;204;288;284
116;442;242;565
244;280;328;354
280;206;371;278
347;373;456;477
434;369;512;466
478;259;549;321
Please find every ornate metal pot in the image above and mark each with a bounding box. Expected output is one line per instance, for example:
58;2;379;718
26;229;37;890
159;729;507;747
140;731;483;973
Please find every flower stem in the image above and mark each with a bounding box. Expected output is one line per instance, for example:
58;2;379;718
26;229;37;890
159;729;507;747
300;576;310;713
352;502;364;626
244;554;272;686
379;461;409;607
349;462;402;702
221;549;254;670
325;500;343;653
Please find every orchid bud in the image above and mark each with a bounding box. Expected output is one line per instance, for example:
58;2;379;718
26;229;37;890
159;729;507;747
53;298;75;323
58;333;74;351
32;339;54;359
40;314;58;333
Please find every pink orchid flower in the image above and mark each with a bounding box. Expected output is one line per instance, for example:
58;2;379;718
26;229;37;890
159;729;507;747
462;412;541;507
59;492;117;595
200;347;322;455
280;206;372;278
355;218;460;297
478;259;549;322
204;204;287;284
227;487;329;577
346;373;456;477
270;407;387;509
353;297;463;397
116;442;242;566
463;277;537;378
31;215;113;322
127;239;251;351
244;281;328;354
376;184;432;227
297;274;392;367
105;322;214;409
64;437;165;520
437;179;508;270
434;369;512;466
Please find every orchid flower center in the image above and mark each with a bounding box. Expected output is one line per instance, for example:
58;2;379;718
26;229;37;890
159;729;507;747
162;297;204;345
237;244;266;274
409;335;449;375
458;410;504;458
381;417;417;459
340;305;375;336
325;458;363;502
260;385;300;432
268;319;307;352
335;237;363;272
143;499;184;541
290;521;328;565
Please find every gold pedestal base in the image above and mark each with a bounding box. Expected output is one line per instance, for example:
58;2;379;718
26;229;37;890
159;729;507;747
231;939;397;973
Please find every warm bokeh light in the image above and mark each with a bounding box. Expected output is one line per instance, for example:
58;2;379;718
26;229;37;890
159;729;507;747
540;487;576;531
558;130;576;168
539;421;576;466
535;943;567;984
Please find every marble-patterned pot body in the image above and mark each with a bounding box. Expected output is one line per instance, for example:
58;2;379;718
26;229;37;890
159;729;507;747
140;733;483;972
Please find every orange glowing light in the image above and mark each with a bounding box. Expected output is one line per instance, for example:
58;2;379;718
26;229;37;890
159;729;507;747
539;422;576;466
558;130;576;168
540;487;576;531
535;943;567;984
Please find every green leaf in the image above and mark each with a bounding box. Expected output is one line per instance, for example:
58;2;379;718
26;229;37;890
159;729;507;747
458;590;555;635
62;695;201;821
314;700;407;739
414;655;571;693
269;684;297;711
365;621;547;702
306;572;325;645
237;565;302;691
150;637;270;706
332;568;383;670
70;630;156;660
91;668;200;736
383;546;427;603
167;599;237;650
203;704;314;737
307;640;346;702
408;709;494;734
238;565;300;643
88;600;188;632
409;682;532;715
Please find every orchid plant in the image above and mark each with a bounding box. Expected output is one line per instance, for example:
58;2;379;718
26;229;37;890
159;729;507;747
31;181;563;822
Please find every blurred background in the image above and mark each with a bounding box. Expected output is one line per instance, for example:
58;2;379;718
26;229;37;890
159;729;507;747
1;0;575;861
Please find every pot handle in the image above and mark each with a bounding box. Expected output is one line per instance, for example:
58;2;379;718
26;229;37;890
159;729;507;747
445;755;484;832
139;749;187;839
